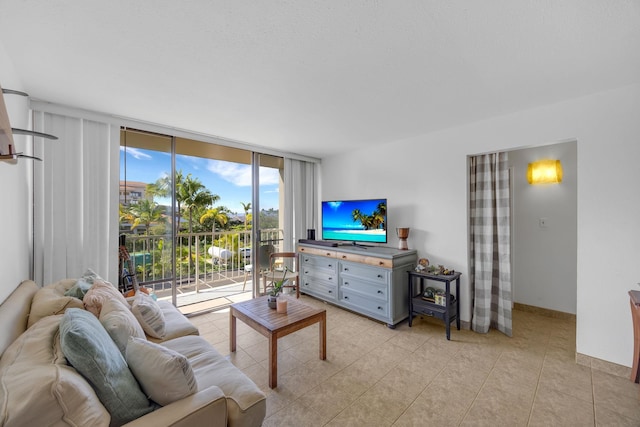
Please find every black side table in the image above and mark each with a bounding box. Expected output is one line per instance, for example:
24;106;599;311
407;270;461;340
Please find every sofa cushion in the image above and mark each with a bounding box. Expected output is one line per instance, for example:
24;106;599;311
161;335;267;427
0;280;38;357
27;279;84;328
99;298;146;356
59;308;155;426
131;292;166;339
83;280;128;317
0;315;109;427
126;337;198;406
146;300;199;343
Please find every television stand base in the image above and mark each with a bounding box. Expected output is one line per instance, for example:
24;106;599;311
338;242;371;249
298;239;338;247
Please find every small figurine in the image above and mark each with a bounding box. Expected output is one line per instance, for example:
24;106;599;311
415;258;429;272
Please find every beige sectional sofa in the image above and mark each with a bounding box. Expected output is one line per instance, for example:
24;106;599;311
0;279;266;427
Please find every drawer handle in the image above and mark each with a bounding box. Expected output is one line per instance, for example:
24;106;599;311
304;258;309;262
377;290;382;294
344;296;349;300
344;268;349;271
379;262;384;266
377;274;383;278
344;282;349;286
377;306;382;310
326;252;331;256
328;277;332;280
342;255;347;259
328;264;332;268
304;270;309;274
328;290;332;293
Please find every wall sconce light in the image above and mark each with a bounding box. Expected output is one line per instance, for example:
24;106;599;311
527;159;563;184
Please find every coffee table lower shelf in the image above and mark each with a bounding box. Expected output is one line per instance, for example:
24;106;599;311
230;296;326;388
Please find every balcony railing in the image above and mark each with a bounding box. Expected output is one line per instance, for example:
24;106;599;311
120;228;283;303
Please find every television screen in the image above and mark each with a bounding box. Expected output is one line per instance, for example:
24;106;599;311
321;198;387;244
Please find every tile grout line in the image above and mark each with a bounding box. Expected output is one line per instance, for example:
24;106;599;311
526;334;550;426
457;345;500;426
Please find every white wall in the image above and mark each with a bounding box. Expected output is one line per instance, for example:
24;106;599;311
321;83;640;367
510;141;577;314
0;41;33;303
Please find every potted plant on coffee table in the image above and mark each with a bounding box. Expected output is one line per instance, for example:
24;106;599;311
267;267;289;309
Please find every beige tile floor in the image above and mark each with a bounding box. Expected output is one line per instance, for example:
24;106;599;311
188;295;640;426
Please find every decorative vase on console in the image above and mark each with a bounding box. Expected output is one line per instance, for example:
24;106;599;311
396;227;410;250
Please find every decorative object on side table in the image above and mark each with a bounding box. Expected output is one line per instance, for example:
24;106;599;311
415;258;430;272
396;227;410;250
267;267;289;309
421;263;455;275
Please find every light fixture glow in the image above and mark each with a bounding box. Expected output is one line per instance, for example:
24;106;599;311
527;159;563;184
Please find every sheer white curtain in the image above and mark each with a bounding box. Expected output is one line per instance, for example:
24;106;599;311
32;111;120;286
283;158;317;251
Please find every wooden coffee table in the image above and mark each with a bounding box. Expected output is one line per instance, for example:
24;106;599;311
230;295;326;388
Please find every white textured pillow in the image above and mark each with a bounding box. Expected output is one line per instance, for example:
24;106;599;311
99;298;146;355
131;292;166;339
126;337;197;406
83;280;128;317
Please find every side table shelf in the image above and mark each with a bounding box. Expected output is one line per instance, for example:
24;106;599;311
407;270;461;340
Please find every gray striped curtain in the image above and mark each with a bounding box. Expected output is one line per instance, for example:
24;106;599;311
470;152;512;337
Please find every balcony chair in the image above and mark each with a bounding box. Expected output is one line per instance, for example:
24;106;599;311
262;252;300;298
242;244;275;293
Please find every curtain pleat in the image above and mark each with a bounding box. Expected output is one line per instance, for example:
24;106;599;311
470;152;512;336
284;158;317;251
33;111;119;286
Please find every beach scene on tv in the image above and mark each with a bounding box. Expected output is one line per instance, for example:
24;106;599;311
322;199;387;243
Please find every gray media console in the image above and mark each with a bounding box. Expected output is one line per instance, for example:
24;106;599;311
297;242;417;328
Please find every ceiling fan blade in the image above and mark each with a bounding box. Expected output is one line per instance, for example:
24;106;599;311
1;88;29;97
11;128;58;140
16;153;43;161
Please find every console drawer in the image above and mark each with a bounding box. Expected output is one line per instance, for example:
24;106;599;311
301;280;337;302
301;254;338;272
339;262;388;284
340;289;388;318
340;277;387;301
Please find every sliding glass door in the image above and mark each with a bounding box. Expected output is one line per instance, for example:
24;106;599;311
119;128;284;313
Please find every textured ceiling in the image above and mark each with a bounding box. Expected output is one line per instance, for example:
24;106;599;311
1;1;639;158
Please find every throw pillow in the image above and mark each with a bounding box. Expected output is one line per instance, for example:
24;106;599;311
28;279;84;328
64;279;92;299
126;337;198;406
83;280;128;317
79;267;107;284
131;292;166;339
59;308;155;425
99;298;146;356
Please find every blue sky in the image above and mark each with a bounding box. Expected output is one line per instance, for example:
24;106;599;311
120;147;280;213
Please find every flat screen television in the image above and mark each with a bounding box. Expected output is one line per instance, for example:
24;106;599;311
321;198;387;244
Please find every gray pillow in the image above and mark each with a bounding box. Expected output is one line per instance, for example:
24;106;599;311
63;279;92;299
59;308;155;426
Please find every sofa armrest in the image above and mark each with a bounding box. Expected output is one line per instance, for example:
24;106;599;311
123;386;227;427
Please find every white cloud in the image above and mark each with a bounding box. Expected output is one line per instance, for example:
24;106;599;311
207;160;280;186
120;146;152;160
